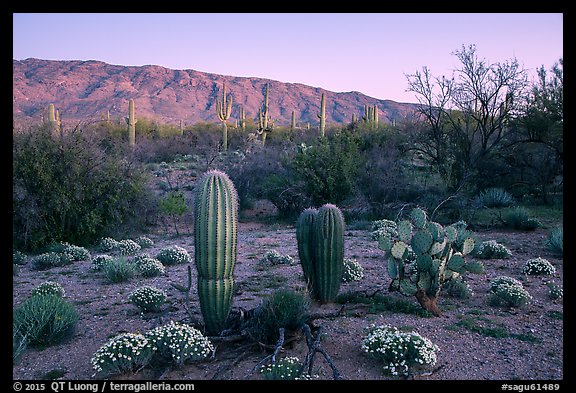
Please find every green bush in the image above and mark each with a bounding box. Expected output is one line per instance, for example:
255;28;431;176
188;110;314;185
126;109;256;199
13;126;154;252
260;356;303;380
155;246;191;265
474;240;512;259
261;250;294;265
502;207;542;230
13;295;79;346
545;227;563;257
31;252;73;271
90;333;153;378
134;236;154;249
31;281;66;298
129;286;166;313
522;257;556;276
117;239;141;256
102;257;137;283
47;241;90;261
91;255;114;271
134;257;166;278
13;250;27;265
342;258;365;282
474;188;514;208
99;237;119;252
488;276;532;308
547;282;563;300
13;329;28;364
443;277;473;299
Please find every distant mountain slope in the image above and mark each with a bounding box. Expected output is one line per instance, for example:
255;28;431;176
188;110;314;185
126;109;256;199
13;58;417;128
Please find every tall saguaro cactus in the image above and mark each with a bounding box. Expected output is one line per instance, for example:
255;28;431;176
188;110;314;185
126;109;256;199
256;83;273;144
373;104;379;128
290;110;296;131
238;105;246;132
215;83;233;151
45;103;60;133
317;93;326;137
296;204;345;303
125;99;137;147
194;170;238;334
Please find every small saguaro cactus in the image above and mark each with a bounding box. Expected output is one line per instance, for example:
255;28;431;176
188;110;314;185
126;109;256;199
193;170;238;334
317;93;326;137
215;83;233;151
377;207;480;316
44;103;60;133
125;99;137;147
296;204;345;303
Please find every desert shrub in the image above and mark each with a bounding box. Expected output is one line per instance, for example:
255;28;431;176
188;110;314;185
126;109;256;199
247;289;311;344
260;356;302;380
261;250;294;265
134;257;166;278
47;241;90;261
145;321;213;366
117;239;141;256
13;126;154;252
90;333;153;378
134;236;154;249
502;207;542;230
31;252;73;271
361;324;439;377
91;255;114;271
474;240;512;259
443;277;473;299
488;276;532;308
547;282;563;300
13;295;79;346
13;264;20;276
99;237;119;252
13;329;28;364
13;250;27;265
102;257;137;283
545;227;563;257
371;219;398;241
155;246;191;265
342;258;365;282
474;187;514;208
522;257;556;276
129;286;166;313
31;281;66;298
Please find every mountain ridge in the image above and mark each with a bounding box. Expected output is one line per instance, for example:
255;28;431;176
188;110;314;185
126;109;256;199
13;58;418;128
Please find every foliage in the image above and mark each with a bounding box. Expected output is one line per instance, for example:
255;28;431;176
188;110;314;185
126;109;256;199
91;255;114;271
13;294;79;346
158;191;189;235
134;257;166;278
99;237;119;252
134;236;154;249
474;188;514;208
116;239;142;256
260;356;302;380
261;250;294;265
31;281;66;298
521;257;556;276
361;324;439;377
547;282;563;300
13;250;27;265
488;276;532;308
342;258;365;282
371;219;398;241
545;227;563;257
474;240;512;259
102;257;137;283
31;252;73;271
156;245;191;265
90;333;153;378
443;277;473;299
502;207;542;231
129;286;167;313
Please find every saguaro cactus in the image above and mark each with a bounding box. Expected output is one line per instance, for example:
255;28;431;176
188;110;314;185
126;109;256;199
238;105;246;132
194;170;238;333
125;99;137;147
373;104;379;128
317;93;326;137
215;83;233;151
296;204;345;303
44;103;59;133
291;110;296;131
256;83;273;144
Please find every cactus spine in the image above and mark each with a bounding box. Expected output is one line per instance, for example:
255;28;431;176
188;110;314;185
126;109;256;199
125;99;137;147
296;204;345;303
193;170;238;333
215;83;233;151
317;93;326;137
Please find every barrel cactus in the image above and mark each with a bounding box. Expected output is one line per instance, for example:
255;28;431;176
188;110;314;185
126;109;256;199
193;170;238;333
296;204;345;303
378;207;481;316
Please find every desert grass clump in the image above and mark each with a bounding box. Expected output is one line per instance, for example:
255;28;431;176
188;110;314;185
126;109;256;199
522;257;556;276
31;281;66;298
91;254;114;271
13;329;28;364
90;332;153;378
247;288;311;344
134;236;154;249
502;207;542;231
488;276;532;308
13;295;79;346
474;240;512;259
129;286;166;313
145;321;213;366
474;187;514;208
262;250;294;265
342;258;365;282
260;356;302;380
103;257;137;283
134;257;166;278
156;245;191;265
117;239;142;256
545;227;563;257
99;237;119;252
361;324;439;377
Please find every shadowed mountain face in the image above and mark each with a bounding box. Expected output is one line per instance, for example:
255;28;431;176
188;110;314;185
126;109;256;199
13;58;417;128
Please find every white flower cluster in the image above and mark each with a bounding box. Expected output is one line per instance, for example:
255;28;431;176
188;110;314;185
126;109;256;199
117;239;142;256
134;236;154;249
99;237;119;252
32;252;65;270
135;258;166;278
342;258;365;282
522;257;556;276
31;281;66;298
361;324;439;377
371;219;398;241
547;282;563;300
260;356;302;380
129;286;167;313
262;250;294;265
57;242;91;261
489;276;532;307
145;321;214;365
91;255;114;271
475;240;512;259
156;246;191;265
90;332;153;377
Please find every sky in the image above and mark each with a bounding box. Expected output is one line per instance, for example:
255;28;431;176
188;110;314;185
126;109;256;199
13;13;563;104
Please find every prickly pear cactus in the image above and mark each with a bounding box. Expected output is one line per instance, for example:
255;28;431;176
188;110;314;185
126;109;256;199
378;207;481;316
